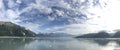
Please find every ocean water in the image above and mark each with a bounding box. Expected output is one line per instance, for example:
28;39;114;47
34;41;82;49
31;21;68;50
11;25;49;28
0;38;120;50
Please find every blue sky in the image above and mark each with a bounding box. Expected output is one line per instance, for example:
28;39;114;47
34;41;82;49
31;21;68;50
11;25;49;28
0;0;120;35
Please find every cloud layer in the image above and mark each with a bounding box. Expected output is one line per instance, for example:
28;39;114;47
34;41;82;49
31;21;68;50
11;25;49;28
0;0;118;35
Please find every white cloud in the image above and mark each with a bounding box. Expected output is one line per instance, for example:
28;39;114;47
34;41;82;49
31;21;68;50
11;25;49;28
29;0;52;14
16;0;22;4
21;22;40;33
0;0;4;9
0;0;20;22
44;24;102;35
45;19;119;35
6;9;19;19
86;0;120;32
57;0;71;9
8;0;15;8
48;16;55;21
55;10;64;16
0;0;118;35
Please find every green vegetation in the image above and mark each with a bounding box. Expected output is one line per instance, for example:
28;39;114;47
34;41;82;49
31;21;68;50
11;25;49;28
0;22;36;37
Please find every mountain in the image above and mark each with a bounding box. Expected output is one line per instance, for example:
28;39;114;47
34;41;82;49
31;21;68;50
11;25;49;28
37;33;74;37
0;21;36;37
75;31;111;38
112;31;120;38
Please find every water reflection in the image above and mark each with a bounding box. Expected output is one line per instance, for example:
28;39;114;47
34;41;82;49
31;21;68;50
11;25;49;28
77;38;120;50
0;38;35;50
1;38;120;50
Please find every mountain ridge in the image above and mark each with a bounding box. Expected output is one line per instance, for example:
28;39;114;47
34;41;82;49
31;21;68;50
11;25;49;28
37;33;74;37
75;31;120;38
0;21;36;37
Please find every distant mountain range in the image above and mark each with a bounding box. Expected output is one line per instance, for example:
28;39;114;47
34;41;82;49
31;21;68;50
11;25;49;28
75;31;120;38
1;21;120;38
0;21;73;37
0;21;36;37
36;33;74;37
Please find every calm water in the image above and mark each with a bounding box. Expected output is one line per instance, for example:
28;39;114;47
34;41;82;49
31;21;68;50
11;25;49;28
0;38;120;50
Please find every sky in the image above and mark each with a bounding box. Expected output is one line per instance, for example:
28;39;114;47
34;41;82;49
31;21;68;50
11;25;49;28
0;0;120;35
